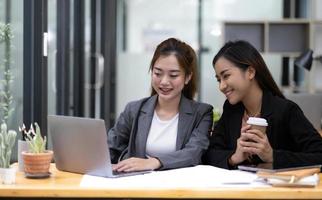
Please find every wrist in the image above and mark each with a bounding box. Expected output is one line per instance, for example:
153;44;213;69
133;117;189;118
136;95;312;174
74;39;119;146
228;154;238;166
266;149;274;163
149;157;161;170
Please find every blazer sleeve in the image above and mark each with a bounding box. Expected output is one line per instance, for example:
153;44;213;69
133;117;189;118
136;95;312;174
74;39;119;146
157;104;213;170
273;102;322;168
202;105;235;169
107;102;134;164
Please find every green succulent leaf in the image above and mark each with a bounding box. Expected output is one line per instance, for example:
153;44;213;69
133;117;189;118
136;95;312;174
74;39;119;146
0;123;17;168
25;123;47;154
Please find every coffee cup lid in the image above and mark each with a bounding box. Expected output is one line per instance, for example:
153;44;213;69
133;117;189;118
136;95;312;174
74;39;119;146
247;117;268;126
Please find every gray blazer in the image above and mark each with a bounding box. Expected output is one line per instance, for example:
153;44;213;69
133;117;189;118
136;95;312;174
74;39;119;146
107;95;213;170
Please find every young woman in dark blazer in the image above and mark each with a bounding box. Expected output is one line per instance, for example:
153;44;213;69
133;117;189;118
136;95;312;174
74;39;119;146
108;38;213;172
203;40;322;169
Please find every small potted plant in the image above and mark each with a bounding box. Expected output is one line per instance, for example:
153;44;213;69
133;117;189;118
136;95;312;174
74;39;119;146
0;123;17;184
22;123;53;178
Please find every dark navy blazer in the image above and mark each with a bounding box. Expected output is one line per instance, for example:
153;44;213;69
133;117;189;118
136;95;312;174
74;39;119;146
203;90;322;169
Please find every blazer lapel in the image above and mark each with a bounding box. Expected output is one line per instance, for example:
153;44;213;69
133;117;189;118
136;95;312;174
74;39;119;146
260;91;274;141
229;103;243;149
261;90;273;119
176;95;194;150
135;95;157;157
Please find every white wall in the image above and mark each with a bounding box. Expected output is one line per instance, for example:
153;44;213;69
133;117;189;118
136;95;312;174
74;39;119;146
116;0;297;116
116;53;152;116
126;0;198;53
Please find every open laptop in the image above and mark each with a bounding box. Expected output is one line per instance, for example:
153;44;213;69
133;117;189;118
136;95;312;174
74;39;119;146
48;115;152;178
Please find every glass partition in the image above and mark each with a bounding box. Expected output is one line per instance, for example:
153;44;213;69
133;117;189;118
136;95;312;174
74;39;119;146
0;0;23;161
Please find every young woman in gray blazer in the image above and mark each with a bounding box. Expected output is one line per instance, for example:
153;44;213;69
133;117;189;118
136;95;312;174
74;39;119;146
108;38;213;172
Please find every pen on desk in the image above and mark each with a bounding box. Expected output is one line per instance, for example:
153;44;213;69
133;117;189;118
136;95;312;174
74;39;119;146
257;173;298;183
222;182;251;185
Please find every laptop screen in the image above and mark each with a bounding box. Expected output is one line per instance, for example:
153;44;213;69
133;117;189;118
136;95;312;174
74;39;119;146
48;115;113;177
48;115;152;178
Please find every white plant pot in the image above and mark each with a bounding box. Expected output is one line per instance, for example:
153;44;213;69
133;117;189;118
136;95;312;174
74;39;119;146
18;140;29;171
0;167;16;184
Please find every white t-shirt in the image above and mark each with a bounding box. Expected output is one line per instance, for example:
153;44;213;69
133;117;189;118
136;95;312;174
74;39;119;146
146;111;179;157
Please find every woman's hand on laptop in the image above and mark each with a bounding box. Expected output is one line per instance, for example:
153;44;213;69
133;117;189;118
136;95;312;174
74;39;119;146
113;157;161;172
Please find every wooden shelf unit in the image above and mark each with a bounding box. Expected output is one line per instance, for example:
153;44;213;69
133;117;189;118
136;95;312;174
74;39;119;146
224;20;322;56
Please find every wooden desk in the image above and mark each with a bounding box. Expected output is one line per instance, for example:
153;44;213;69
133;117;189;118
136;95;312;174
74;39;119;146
1;164;322;199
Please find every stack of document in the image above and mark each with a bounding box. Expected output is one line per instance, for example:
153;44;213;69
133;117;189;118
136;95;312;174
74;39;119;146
265;174;319;187
256;165;321;187
80;165;268;188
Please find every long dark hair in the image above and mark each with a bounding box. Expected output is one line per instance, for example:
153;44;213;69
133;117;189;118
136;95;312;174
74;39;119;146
212;40;284;99
149;38;197;100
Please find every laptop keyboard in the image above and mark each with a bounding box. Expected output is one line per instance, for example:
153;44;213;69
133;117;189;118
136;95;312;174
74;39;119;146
112;170;134;176
112;169;152;177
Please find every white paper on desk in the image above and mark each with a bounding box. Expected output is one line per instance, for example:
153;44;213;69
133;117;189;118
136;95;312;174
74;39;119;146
266;173;320;187
80;165;268;188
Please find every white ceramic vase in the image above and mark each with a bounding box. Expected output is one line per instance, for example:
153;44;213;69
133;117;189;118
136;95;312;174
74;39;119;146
18;140;29;172
0;167;16;184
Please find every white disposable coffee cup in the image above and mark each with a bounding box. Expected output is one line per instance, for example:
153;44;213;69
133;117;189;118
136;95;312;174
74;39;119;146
247;117;268;134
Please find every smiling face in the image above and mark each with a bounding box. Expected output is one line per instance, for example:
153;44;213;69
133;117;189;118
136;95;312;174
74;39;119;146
214;57;255;105
151;54;191;103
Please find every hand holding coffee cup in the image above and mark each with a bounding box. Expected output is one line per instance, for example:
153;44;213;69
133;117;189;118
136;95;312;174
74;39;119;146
246;117;268;134
245;117;273;162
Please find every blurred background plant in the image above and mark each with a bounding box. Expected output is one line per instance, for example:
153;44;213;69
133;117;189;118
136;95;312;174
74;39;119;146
0;23;17;168
213;108;221;123
0;23;14;124
210;108;221;136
